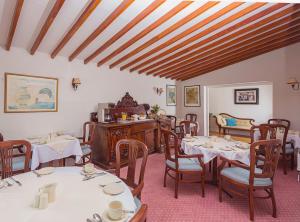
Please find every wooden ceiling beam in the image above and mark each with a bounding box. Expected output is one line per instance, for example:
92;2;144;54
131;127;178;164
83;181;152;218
177;34;300;81
128;2;266;73
178;35;300;80
92;1;191;66
119;2;244;71
168;24;300;79
179;37;300;81
30;0;65;55
6;0;24;50
109;1;219;69
68;0;134;61
147;3;291;76
161;15;300;78
84;0;166;65
51;0;101;58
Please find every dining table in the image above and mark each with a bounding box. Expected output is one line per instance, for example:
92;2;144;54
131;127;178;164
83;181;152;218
181;136;250;184
0;167;137;222
28;135;83;170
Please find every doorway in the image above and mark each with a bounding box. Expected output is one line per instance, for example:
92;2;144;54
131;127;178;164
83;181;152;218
204;82;273;137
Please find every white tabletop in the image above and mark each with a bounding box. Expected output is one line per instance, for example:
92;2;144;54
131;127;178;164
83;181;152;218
0;167;136;222
30;138;83;170
181;136;250;165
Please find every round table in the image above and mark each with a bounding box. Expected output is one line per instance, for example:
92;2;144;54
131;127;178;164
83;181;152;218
0;167;137;222
181;136;250;184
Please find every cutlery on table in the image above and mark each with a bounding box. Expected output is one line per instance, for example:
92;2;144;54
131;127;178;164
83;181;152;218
83;172;106;181
33;170;41;177
87;213;102;222
10;177;22;186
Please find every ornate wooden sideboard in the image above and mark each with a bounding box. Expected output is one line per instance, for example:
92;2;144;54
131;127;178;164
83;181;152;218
91;92;161;169
92;120;159;169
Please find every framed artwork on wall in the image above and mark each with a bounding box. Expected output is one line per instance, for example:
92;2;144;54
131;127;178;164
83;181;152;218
4;73;58;113
166;85;176;106
234;88;259;105
184;85;200;107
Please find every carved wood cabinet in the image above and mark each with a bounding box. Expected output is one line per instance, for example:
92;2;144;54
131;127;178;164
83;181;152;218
91;120;159;169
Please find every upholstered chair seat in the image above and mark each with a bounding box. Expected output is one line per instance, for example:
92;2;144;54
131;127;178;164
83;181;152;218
81;144;92;155
220;167;272;186
166;156;203;171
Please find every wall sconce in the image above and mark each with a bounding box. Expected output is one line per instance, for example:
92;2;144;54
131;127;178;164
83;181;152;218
72;78;81;91
153;87;164;95
287;78;299;90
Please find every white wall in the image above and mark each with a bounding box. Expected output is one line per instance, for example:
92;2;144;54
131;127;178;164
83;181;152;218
209;84;273;123
0;47;175;139
177;42;300;134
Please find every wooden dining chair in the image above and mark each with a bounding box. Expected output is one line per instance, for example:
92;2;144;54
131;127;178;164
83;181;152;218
268;119;294;174
0;133;3;142
0;140;31;179
179;120;198;136
77;121;96;165
115;139;148;205
161;128;205;198
218;139;281;221
129;204;148;222
166;115;177;132
186;113;197;122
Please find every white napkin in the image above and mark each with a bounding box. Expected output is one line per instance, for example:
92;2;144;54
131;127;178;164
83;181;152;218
46;135;76;154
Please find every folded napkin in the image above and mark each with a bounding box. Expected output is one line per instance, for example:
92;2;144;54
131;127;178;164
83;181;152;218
46;135;76;154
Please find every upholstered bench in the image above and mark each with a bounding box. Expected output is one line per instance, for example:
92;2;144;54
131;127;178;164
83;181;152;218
214;113;255;137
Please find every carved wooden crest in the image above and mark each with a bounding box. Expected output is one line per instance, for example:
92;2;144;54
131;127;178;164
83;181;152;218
116;92;138;108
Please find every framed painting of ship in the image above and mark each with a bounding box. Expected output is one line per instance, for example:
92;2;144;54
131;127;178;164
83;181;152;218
4;73;58;113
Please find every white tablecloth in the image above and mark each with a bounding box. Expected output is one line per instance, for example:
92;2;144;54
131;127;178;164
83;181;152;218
181;136;250;165
0;167;136;222
30;139;83;170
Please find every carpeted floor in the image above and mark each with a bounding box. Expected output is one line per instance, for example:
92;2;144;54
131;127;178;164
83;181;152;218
142;153;300;222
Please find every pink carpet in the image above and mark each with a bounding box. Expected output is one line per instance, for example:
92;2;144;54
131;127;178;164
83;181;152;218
141;153;300;222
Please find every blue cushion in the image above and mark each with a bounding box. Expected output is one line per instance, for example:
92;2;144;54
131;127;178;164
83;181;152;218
134;197;141;210
166;156;202;171
81;145;92;155
221;167;272;186
226;118;237;126
0;156;28;171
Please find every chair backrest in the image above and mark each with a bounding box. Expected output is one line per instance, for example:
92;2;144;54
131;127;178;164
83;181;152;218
249;139;281;185
250;123;288;153
115;139;148;194
250;124;276;143
82;122;96;145
166;115;177;131
186;113;197;122
179;120;198;136
161;128;179;164
268;119;290;129
0;140;31;179
0;133;3;142
129;204;148;222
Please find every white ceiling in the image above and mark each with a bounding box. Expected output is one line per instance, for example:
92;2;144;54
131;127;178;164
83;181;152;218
0;0;298;76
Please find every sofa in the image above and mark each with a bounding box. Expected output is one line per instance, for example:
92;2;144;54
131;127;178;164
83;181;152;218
214;113;255;137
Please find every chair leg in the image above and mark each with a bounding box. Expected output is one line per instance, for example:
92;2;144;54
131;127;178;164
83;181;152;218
218;177;222;202
201;172;205;198
248;189;254;221
270;188;277;218
175;172;179;199
291;153;295;170
163;166;167;187
282;155;287;175
180;174;183;180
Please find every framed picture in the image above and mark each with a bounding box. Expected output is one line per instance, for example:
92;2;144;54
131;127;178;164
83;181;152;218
4;73;58;113
234;88;259;105
184;85;200;107
166;85;176;106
